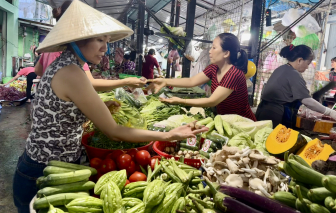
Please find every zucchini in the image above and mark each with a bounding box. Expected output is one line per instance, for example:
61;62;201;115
196;117;213;126
37;181;95;197
42;169;91;187
33;192;89;209
322;175;336;194
310;203;332;213
324;196;335;212
48;161;97;175
180;143;199;151
214;115;224;135
199;150;210;158
307;187;336;203
271;191;296;209
43;166;76;176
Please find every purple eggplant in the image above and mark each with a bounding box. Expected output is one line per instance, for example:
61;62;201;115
220;185;300;213
223;197;264;213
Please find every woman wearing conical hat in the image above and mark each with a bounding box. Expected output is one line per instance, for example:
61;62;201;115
12;1;208;211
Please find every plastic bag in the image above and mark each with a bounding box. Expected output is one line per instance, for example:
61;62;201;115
184;42;197;62
282;8;320;35
292;33;319;50
132;88;147;104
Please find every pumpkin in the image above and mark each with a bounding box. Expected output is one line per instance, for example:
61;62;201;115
265;124;307;158
296;138;335;166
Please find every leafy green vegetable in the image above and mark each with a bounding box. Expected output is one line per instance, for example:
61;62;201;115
254;127;273;155
231;120;273;139
228;132;255;149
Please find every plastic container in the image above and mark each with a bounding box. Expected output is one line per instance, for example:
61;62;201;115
81;132;154;160
153;141;203;169
2;77;12;84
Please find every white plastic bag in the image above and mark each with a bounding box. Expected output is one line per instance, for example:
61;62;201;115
184;42;197;62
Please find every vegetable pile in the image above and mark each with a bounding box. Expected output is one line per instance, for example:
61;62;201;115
0;86;26;101
9;80;29;92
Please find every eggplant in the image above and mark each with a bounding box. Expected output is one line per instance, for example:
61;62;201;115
220;185;300;213
223;197;264;213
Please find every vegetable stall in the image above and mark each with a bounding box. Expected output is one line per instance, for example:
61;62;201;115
30;87;336;213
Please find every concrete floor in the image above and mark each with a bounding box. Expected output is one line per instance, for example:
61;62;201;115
0;104;31;212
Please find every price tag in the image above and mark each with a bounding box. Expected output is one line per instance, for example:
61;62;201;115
202;139;212;152
186;138;197;147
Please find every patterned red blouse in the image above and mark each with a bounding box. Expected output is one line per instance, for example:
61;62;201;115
203;64;256;121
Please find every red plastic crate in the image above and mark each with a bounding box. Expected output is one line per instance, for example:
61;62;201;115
82;132;153;160
153;141;203;169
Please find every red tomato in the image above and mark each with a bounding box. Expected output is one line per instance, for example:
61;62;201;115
125;180;130;186
149;157;161;171
134;163;141;172
126;161;136;177
100;159;117;174
106;150;125;161
117;154;133;170
135;150;151;167
126;149;138;162
90;158;102;170
129;171;147;182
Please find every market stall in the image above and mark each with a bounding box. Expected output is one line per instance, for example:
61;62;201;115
26;84;336;213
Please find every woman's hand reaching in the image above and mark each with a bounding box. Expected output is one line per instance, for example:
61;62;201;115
147;78;167;94
159;97;184;105
126;77;147;88
167;121;208;141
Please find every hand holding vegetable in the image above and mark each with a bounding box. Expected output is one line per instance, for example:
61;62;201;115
147;78;167;94
126;77;147;88
104;100;121;114
159;96;184;105
167;121;208;141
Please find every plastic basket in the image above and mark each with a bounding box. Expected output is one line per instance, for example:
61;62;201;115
153;141;203;169
82;132;154;160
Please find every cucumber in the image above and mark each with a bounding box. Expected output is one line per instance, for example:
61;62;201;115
37;181;95;197
37;206;68;213
199;150;210;158
42;169;91;187
180;143;199;151
323;176;336;194
48;161;97;175
43;166;76;176
37;176;46;189
310;203;332;213
196;117;213;126
308;187;336;203
271;191;296;209
33;192;89;209
324;196;335;212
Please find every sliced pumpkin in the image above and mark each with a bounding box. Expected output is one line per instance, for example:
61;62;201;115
265;124;307;158
296;138;335;166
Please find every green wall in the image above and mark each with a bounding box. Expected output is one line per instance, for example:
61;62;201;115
0;0;18;77
0;10;3;74
18;26;39;58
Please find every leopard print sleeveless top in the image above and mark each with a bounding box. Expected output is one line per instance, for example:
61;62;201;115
26;50;86;164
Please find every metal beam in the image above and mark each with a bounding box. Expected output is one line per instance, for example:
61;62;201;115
131;21;135;42
182;0;196;78
137;0;145;76
96;3;129;9
161;8;207;29
166;0;176;78
175;0;181;27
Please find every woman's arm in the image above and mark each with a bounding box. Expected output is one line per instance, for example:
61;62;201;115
34;58;43;77
302;97;336;120
52;65;207;142
85;71;146;91
161;86;233;107
148;72;210;93
4;74;20;86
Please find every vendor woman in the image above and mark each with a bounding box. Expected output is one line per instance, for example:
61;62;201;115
12;1;208;212
149;33;256;121
256;44;336;128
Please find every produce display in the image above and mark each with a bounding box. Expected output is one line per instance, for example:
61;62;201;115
0;85;26;101
9;80;28;92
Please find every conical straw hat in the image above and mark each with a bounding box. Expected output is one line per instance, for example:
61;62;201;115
37;0;133;53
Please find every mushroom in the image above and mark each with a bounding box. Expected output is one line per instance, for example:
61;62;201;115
215;150;228;162
222;146;241;155
249;150;266;161
178;150;183;155
238;174;250;182
226;158;239;173
249;178;271;198
263;156;279;165
225;174;244;188
213;161;228;170
252;160;259;168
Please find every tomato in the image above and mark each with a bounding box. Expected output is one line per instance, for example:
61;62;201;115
134;163;141;172
100;158;117;174
125;180;130;186
129;171;147;182
149;157;161;171
90;158;102;170
106;150;125;161
117;154;133;170
135;150;151;167
126;149;138;162
126;161;136;177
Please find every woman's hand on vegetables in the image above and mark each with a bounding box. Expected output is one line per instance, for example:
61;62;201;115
168;121;209;141
147;78;167;93
126;77;147;88
159;97;183;104
104;100;121;114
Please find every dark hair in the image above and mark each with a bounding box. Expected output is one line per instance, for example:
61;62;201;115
148;49;155;55
52;0;73;21
217;33;248;73
18;66;24;71
123;54;131;60
279;45;314;62
331;57;336;62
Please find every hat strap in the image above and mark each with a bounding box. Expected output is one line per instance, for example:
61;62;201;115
70;42;88;63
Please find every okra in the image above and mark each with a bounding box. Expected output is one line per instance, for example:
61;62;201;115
161;161;181;183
